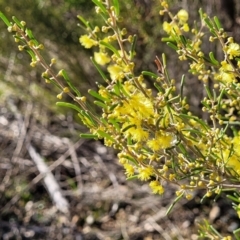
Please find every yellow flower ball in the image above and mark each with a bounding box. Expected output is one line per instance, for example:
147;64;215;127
177;9;189;23
79;35;98;49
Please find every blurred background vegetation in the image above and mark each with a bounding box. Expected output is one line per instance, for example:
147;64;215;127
0;0;240;239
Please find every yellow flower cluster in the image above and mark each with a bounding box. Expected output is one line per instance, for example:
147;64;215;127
149;180;165;194
94;51;111;65
223;135;240;177
147;131;173;151
162;9;189;35
79;35;98;48
226;42;240;59
214;61;236;84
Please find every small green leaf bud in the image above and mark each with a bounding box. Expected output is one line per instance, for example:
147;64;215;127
107;18;113;25
186;194;193;200
7;26;13;32
159;10;165;15
12;24;18;31
51;58;56;64
30;61;37;67
20;21;26;27
95;6;101;14
80;96;86;102
57;93;63;99
102;26;109;33
18;45;24;51
57;69;64;77
28;40;35;47
116;16;123;22
209;36;215;42
63;87;70;93
93;26;100;33
121;28;127;36
128;35;133;43
42;71;49;78
38;44;44;50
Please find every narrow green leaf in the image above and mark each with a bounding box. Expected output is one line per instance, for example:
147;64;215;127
178;113;209;130
109;103;118;111
161;37;174;42
142;71;158;79
94;100;107;108
124;154;138;165
92;0;107;14
77;112;84;119
204;17;214;30
186;54;198;63
193;145;206;158
26;50;36;61
213;16;222;30
80;133;98;139
88;89;108;102
80;110;97;127
210;29;218;37
49;77;63;90
182;128;203;136
223;121;240;126
204;84;213;100
90;57;108;82
179;35;187;46
12;16;24;29
97;130;115;141
180;75;185;101
122;124;135;132
77;15;89;28
209;52;219;65
113;83;120;96
111;80;129;97
100;41;120;56
162;54;166;69
201;99;209;109
165;86;174;98
166;42;178;50
154;82;164;93
178;143;187;155
25;28;36;40
166;192;184;215
13;35;25;44
233;228;240;240
228;194;240;202
60;69;81;97
100;117;108;126
56;102;82;113
127;136;132;145
109;119;120;131
112;0;120;16
130;34;137;60
218;122;229;139
167;95;180;104
118;81;130;97
0;12;11;26
156;116;163;130
199;8;204;20
126;175;138;180
209;225;223;238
